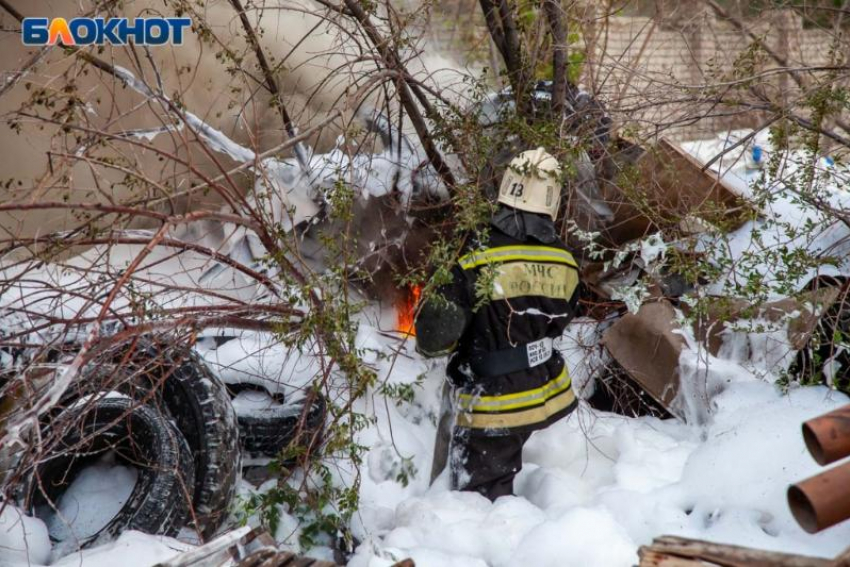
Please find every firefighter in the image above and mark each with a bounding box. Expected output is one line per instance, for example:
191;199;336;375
414;147;581;501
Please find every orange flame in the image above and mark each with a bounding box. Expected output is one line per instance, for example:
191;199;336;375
396;284;421;336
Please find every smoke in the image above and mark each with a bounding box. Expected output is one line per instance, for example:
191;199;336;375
0;0;476;238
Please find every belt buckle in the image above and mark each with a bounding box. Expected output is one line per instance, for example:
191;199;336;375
525;337;552;368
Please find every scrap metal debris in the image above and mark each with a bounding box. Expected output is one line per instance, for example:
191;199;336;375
597;283;848;422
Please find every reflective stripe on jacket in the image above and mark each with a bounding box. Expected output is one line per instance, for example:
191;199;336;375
456;365;575;429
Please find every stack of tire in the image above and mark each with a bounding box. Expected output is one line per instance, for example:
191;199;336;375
19;343;242;554
228;383;327;463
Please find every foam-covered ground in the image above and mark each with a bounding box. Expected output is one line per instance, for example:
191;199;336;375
3;314;849;566
341;318;850;567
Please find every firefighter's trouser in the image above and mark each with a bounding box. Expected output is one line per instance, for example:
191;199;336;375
430;382;532;501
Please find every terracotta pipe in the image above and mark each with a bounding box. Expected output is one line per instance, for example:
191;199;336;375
789;460;850;533
802;404;850;466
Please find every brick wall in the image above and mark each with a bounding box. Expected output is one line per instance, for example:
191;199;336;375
427;2;843;142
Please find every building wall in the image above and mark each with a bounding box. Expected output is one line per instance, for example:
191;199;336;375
427;1;843;142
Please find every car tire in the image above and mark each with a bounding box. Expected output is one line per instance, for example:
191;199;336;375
117;341;242;539
230;385;326;461
25;397;194;555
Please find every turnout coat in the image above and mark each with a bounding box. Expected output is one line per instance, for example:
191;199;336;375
415;208;581;435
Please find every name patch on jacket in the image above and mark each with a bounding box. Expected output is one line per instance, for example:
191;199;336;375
490;261;579;300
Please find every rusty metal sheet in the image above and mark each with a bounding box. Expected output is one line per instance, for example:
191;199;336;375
603;138;752;246
601;301;687;414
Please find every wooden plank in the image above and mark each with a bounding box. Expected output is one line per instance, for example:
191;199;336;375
235;549;278;567
638;548;708;566
643;536;830;567
832;545;850;566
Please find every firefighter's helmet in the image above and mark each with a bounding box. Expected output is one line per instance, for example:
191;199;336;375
497;147;562;220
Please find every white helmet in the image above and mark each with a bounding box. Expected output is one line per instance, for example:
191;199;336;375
497;147;563;220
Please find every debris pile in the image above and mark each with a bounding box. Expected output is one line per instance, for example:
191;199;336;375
2;54;850;561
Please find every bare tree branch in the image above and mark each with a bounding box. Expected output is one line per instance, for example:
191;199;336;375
228;0;311;171
341;0;458;190
543;0;568;115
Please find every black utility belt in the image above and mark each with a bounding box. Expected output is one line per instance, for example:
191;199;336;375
468;337;555;378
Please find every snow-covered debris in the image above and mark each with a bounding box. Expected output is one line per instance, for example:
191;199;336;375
194;331;319;400
10;268;843;567
683;131;850;297
5;250;848;567
112;63;439;235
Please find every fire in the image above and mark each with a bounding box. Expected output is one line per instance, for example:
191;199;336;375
396;284;421;336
